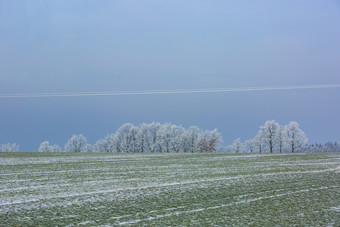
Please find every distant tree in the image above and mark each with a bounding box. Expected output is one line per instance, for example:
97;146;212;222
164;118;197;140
197;129;222;152
246;139;256;153
1;143;19;152
129;126;140;153
228;138;245;153
137;123;149;153
39;142;62;152
254;132;266;153
113;123;136;153
303;141;340;153
184;126;202;153
84;144;93;153
53;145;62;152
65;134;88;152
95;134;115;152
260;120;281;153
92;122;223;153
208;129;223;152
39;141;54;152
283;121;308;153
157;123;172;153
169;124;185;153
145;122;161;153
278;127;284;153
197;133;209;152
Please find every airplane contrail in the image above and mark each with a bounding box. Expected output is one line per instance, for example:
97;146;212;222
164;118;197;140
0;84;340;98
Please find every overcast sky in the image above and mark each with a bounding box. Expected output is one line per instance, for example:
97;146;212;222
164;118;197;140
1;0;340;151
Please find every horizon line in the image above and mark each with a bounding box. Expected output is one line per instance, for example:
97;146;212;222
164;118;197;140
1;84;340;98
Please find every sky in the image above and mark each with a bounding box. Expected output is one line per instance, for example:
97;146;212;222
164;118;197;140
1;0;340;151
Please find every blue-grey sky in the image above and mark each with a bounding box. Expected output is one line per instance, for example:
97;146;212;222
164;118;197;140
1;0;340;151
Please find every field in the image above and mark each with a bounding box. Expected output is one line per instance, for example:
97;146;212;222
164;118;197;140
0;152;339;226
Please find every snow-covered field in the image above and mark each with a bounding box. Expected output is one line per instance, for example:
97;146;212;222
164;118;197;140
0;152;339;226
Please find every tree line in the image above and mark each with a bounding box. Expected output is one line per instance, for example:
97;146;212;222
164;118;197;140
39;122;223;153
2;120;338;153
301;141;340;153
226;120;308;153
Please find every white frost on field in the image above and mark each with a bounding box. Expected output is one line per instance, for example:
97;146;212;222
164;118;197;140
78;220;96;225
329;206;340;212
1;168;337;208
118;186;338;225
1;152;339;226
326;166;340;172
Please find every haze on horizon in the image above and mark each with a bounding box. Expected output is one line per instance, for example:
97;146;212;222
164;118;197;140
1;0;340;152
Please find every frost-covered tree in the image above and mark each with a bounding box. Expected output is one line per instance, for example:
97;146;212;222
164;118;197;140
253;131;266;153
113;123;137;153
260;120;281;153
53;145;62;152
156;123;196;153
39;141;54;152
169;124;185;153
278;127;284;153
284;121;308;153
109;123;141;153
208;129;222;152
137;123;149;153
197;133;209;152
65;134;88;152
95;134;115;152
156;123;172;153
184;126;202;153
303;141;340;153
228;138;245;153
145;122;161;153
39;141;61;152
92;122;222;153
246;139;256;153
197;129;222;152
1;143;19;152
129;125;140;153
84;144;93;153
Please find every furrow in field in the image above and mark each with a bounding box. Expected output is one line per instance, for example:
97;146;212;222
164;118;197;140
117;186;338;225
0;168;337;207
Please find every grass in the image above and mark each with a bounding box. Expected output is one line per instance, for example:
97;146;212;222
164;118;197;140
0;152;339;226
